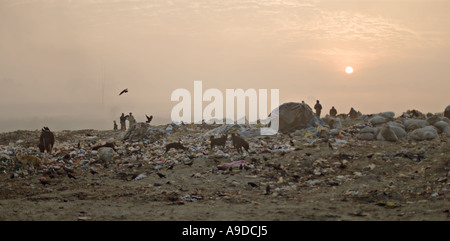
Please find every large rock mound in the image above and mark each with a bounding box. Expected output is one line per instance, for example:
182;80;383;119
269;102;322;134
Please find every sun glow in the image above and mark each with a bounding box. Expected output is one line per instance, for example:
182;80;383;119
345;66;354;74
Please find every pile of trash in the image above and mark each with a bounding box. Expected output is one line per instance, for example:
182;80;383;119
1;103;450;181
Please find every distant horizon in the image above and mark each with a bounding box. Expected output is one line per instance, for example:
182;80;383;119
1;100;447;133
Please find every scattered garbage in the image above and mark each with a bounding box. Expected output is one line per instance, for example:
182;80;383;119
1;105;450;220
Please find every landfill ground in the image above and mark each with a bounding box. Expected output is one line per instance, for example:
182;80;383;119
0;121;449;221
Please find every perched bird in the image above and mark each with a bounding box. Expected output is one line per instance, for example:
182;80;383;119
328;141;333;150
248;182;258;188
265;185;271;195
67;173;77;179
157;172;166;178
90;168;98;175
119;88;128;96
62;166;74;174
39;177;51;186
145;114;153;124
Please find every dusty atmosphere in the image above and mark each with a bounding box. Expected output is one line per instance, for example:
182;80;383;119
0;108;449;221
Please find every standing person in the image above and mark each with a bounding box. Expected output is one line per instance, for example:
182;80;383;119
128;112;136;129
113;120;118;131
120;113;127;130
329;106;337;117
314;100;323;118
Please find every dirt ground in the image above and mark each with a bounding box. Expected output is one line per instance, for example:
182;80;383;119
0;125;449;221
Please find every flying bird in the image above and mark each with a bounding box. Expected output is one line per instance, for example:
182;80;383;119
145;114;153;124
119;88;128;96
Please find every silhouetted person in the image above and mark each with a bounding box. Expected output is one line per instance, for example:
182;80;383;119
120;113;127;130
128;112;136;129
314;100;322;118
329;106;337;117
113;120;118;131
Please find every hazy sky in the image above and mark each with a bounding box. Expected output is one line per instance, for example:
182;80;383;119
1;0;449;132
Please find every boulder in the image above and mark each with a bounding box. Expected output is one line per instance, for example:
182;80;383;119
269;102;322;134
388;125;407;139
433;121;450;133
378;125;398;142
379;112;395;121
404;119;429;132
410;126;438;141
369;115;387;126
360;126;376;133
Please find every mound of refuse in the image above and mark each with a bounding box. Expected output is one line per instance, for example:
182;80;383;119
123;122;165;143
269;102;322;134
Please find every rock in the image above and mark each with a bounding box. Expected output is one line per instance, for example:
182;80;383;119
443;126;450;134
387;125;407;139
322;116;342;129
269;102;322;134
404;119;429;132
369;115;387;126
426;115;441;125
379;112;395;120
444;105;450;119
379;125;398;142
98;147;115;162
360;126;375;133
410;126;438;141
358;132;374;140
433;121;450;133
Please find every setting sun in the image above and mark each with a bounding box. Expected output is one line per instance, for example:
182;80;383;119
345;66;354;74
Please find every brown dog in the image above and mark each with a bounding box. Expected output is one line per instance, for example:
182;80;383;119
231;133;249;153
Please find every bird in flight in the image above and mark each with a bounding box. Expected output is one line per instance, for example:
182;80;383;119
119;88;128;96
